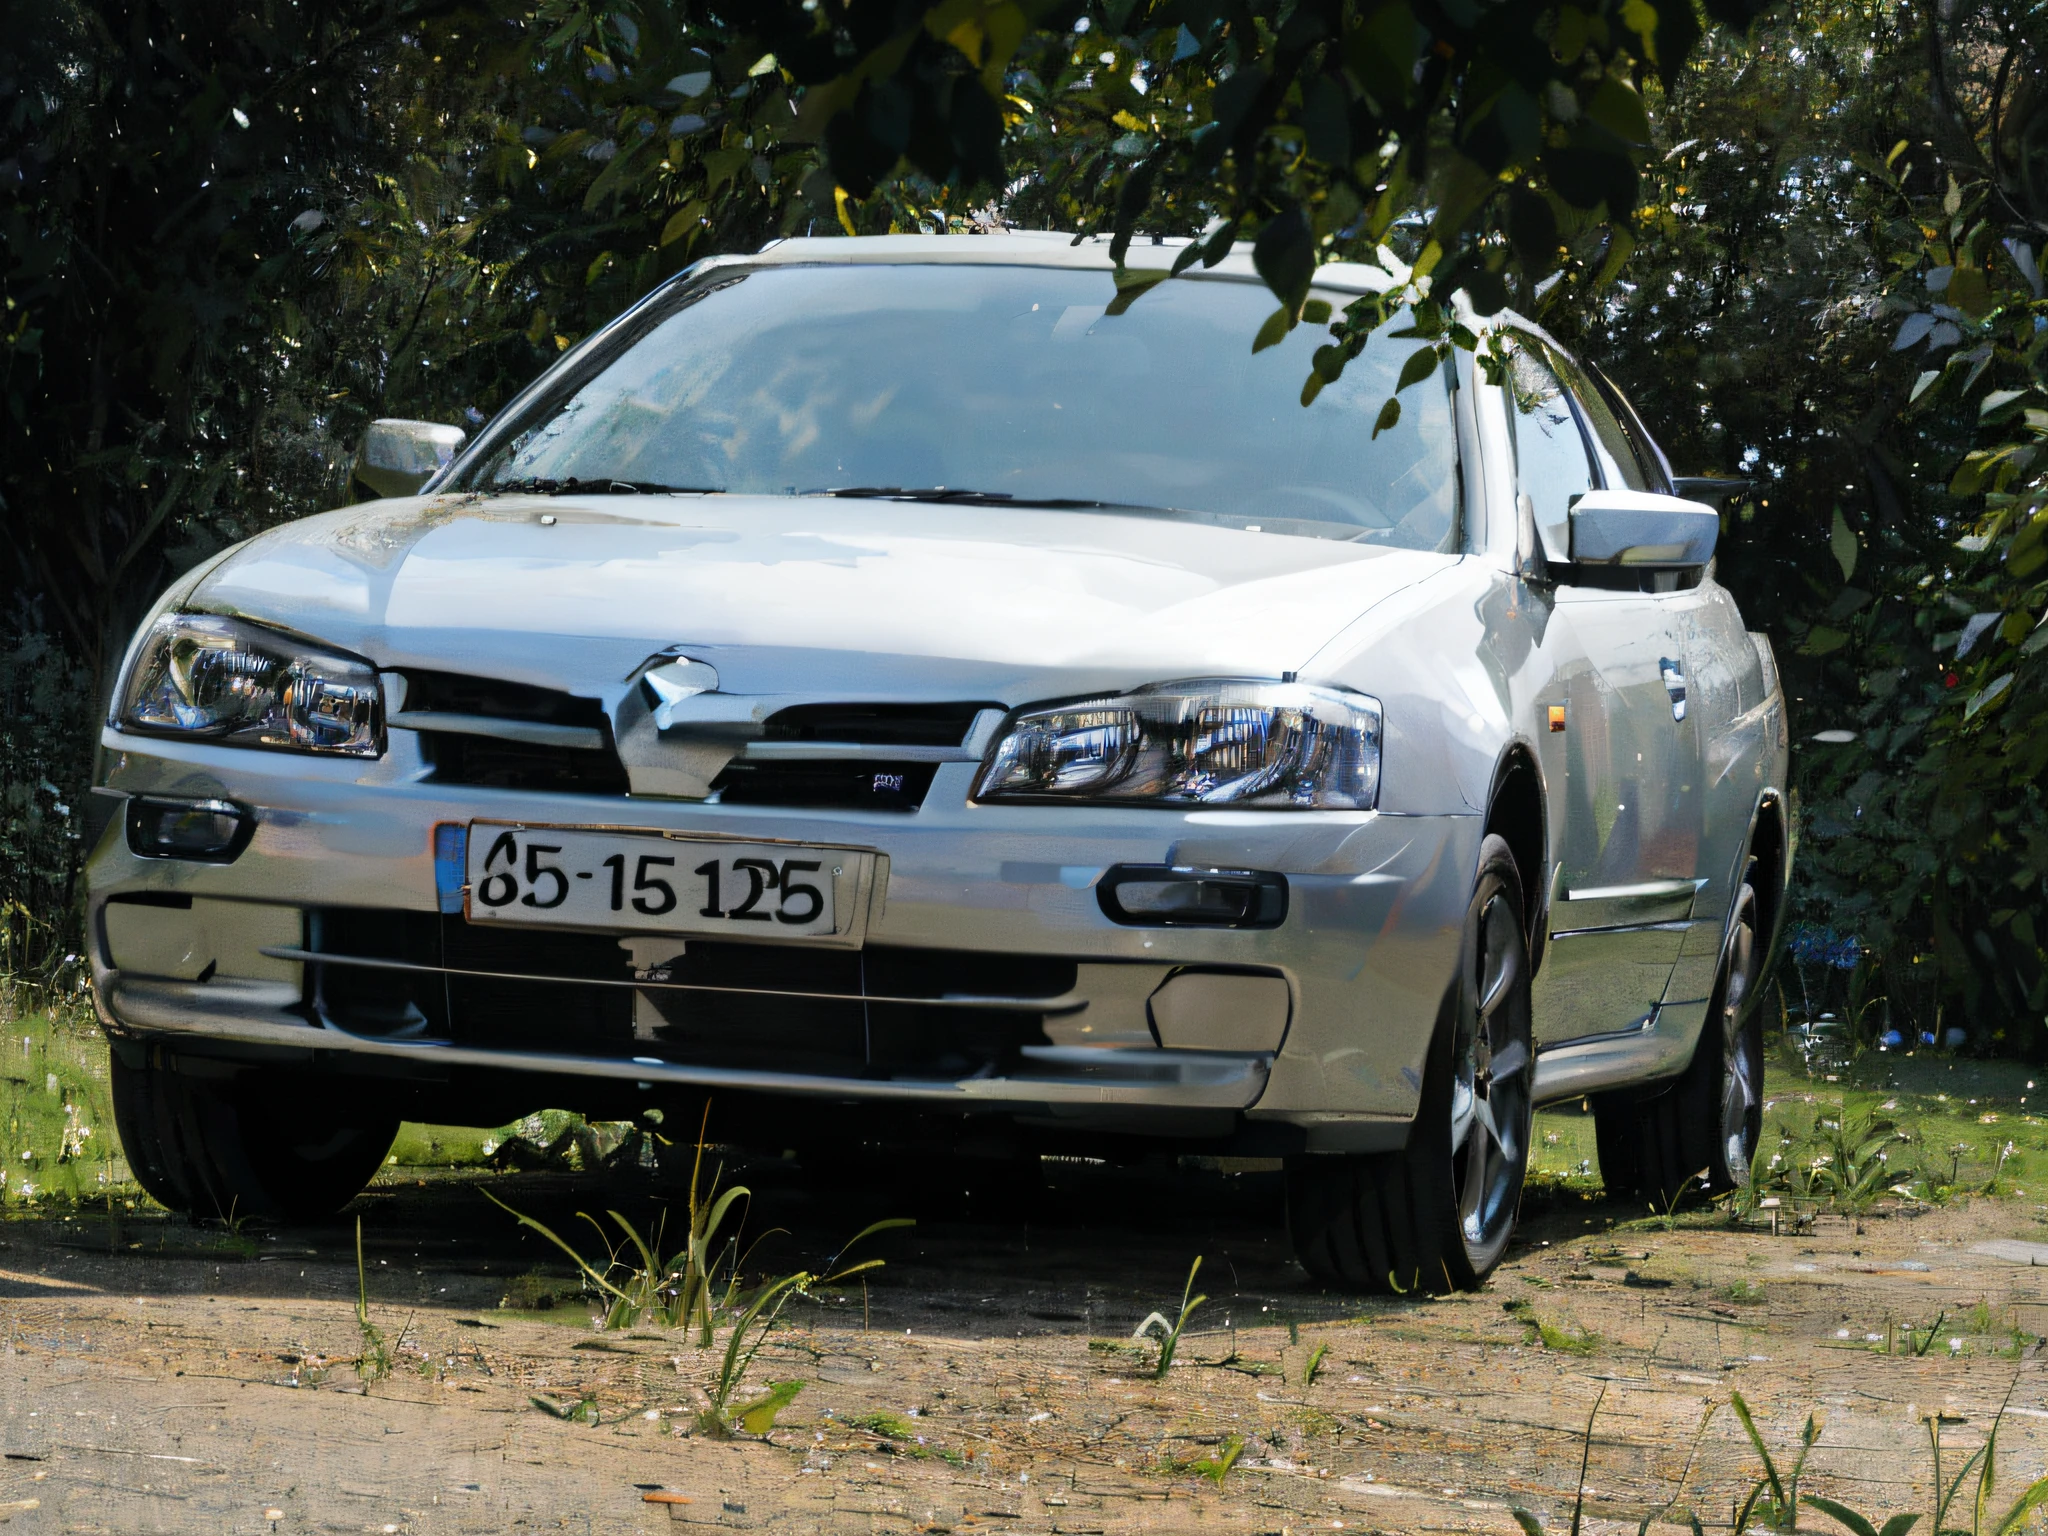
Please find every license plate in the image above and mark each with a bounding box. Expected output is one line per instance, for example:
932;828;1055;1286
464;824;843;936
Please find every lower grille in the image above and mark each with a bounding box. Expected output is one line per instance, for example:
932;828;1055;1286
297;911;1073;1078
635;943;1072;1076
307;909;633;1049
711;760;937;812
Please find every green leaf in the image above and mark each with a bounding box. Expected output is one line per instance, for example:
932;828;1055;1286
1344;0;1421;113
1993;1475;2048;1534
1803;625;1847;655
1729;1392;1786;1511
823;1217;915;1280
1301;298;1332;325
1300;74;1351;163
1964;673;2013;719
1511;1509;1546;1536
1105;267;1170;316
702;146;749;191
1252;205;1316;311
1619;0;1661;62
1196;1434;1245;1486
1372;397;1402;438
1585;76;1651;147
734;1380;803;1435
660;201;705;247
1802;1493;1880;1536
1396;345;1440;392
1947;266;1991;317
1253;305;1293;353
1831;508;1858;580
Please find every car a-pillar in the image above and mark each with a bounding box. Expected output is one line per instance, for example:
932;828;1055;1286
1285;756;1541;1294
1592;794;1786;1207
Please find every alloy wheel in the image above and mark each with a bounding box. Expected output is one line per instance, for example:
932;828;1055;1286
1718;892;1764;1184
1450;888;1533;1263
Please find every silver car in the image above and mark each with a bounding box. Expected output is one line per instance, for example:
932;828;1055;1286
87;234;1790;1291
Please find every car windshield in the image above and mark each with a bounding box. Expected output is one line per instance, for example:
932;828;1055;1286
457;261;1460;548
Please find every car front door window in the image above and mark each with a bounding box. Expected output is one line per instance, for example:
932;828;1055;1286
1501;341;1594;567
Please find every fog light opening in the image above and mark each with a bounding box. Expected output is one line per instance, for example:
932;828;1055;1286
1097;865;1287;929
125;797;255;863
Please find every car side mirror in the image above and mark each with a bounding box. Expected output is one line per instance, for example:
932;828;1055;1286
353;419;468;500
1567;488;1719;571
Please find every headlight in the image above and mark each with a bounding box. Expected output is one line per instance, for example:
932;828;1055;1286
974;680;1381;809
115;613;384;757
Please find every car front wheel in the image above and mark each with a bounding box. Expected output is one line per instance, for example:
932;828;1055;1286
110;1044;398;1223
1286;834;1534;1293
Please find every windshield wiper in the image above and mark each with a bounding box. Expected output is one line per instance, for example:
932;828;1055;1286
498;476;722;496
808;486;1188;514
811;486;1014;503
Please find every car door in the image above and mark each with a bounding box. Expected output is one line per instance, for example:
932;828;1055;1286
1506;337;1703;1047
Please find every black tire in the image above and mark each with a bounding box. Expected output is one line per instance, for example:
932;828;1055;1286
1286;834;1535;1293
110;1045;398;1223
1594;878;1765;1206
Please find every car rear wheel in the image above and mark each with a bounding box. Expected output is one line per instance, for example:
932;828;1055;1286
1286;834;1534;1293
110;1044;398;1223
1594;878;1765;1207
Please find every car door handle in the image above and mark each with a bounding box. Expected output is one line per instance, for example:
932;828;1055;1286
1659;657;1688;722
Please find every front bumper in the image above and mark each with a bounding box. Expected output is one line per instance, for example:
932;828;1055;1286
88;732;1482;1146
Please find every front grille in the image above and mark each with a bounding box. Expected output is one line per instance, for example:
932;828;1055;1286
762;701;996;747
402;669;630;795
402;670;607;727
420;732;630;795
300;910;1072;1078
711;760;937;812
720;700;997;811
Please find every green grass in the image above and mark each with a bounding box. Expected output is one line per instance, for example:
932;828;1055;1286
843;1410;919;1439
13;982;2048;1223
1503;1297;1601;1354
386;1123;506;1168
0;987;126;1208
1527;1037;2048;1209
0;986;621;1215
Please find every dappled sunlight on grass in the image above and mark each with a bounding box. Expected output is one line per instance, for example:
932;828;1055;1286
0;984;124;1208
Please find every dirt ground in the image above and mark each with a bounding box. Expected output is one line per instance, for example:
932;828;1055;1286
4;1150;2048;1536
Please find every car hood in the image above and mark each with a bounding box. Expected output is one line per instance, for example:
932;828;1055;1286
184;494;1455;700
